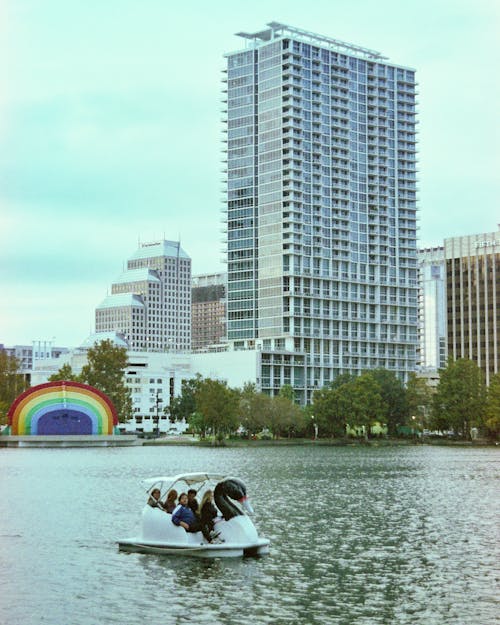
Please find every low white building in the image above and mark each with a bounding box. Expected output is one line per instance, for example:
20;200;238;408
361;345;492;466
31;333;190;436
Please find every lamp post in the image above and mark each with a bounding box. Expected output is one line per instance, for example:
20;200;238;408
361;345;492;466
311;415;318;440
155;390;162;437
418;404;427;437
411;415;418;441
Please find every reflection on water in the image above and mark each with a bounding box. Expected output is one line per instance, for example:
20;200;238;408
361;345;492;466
0;445;498;625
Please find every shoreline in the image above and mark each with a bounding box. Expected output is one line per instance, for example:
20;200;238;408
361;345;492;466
143;436;498;448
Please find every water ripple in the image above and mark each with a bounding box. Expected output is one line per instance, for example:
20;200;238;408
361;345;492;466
0;445;498;624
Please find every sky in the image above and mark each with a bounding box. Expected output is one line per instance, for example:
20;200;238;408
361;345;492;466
1;0;499;347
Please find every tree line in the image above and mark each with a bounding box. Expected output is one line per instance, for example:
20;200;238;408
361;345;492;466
1;340;499;440
169;361;500;441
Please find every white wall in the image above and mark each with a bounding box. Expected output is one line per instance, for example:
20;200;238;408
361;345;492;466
189;349;259;389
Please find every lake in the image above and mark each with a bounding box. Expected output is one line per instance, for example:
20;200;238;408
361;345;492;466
0;444;498;625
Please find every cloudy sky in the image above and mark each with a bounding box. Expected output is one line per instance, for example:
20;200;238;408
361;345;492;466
1;0;498;346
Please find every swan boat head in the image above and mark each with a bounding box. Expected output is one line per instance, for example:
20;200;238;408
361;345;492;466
214;477;254;520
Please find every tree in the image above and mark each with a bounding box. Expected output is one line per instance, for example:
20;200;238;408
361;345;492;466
195;377;239;441
48;363;79;382
484;372;500;439
237;383;267;438
312;384;348;438
369;369;407;435
348;373;387;439
329;372;355;389
278;384;295;402
167;375;202;423
267;395;305;439
187;411;209;438
80;340;132;423
432;359;486;439
405;372;433;430
0;351;29;426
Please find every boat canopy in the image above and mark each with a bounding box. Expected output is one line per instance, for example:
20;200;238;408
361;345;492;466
142;473;227;493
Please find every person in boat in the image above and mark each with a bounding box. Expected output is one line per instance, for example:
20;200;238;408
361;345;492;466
147;488;166;510
187;489;199;516
171;492;202;533
164;489;178;513
199;489;220;542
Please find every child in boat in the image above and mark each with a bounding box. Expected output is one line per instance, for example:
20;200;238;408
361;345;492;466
147;488;166;510
199;489;221;542
187;489;199;515
164;489;178;513
171;493;202;532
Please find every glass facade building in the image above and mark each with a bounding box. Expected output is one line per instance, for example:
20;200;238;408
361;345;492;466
417;247;446;371
222;23;418;402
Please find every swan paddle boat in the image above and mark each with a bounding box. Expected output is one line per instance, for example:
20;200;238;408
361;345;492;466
117;472;270;558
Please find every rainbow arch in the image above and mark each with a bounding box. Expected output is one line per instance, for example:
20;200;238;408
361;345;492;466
7;381;119;435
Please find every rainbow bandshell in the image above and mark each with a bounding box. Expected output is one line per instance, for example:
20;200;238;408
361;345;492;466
7;381;119;435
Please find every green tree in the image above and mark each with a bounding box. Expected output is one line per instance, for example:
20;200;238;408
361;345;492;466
0;351;29;426
188;411;209;438
432;359;486;439
349;373;387;439
267;395;305;439
237;383;268;438
195;377;239;441
48;363;80;382
278;384;295;402
167;375;202;423
311;383;348;438
329;372;355;389
80;340;132;423
484;372;500;439
369;369;407;435
405;372;433;431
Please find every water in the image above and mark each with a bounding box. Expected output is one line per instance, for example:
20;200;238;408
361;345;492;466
0;445;498;625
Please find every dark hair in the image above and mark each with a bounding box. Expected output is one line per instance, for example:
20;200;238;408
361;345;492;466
179;492;188;502
187;489;197;496
166;489;178;502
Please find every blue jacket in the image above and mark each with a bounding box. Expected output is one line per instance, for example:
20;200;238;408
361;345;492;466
172;504;197;527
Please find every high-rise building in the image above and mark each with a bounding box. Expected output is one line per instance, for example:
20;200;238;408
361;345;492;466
417;247;446;371
96;240;191;351
445;226;499;385
222;22;418;402
191;272;227;350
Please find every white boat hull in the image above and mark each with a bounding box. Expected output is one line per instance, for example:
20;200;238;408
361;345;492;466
117;538;270;558
117;505;270;558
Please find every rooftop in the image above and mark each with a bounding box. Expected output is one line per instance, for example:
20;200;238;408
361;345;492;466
129;240;190;262
80;332;130;349
113;268;161;285
234;21;387;61
96;293;145;309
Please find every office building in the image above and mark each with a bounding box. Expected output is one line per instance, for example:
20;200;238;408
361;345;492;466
222;22;418;402
0;341;70;375
96;240;191;351
191;272;227;350
445;226;499;384
417;247;446;371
